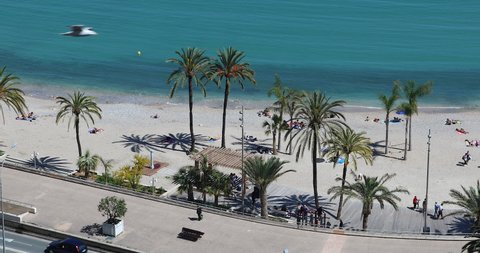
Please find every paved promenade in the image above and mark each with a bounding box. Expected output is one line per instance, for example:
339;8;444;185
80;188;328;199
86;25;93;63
3;168;468;253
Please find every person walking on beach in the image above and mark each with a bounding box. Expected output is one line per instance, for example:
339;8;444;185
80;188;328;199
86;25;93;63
196;206;203;221
462;151;471;165
438;203;444;219
413;196;419;209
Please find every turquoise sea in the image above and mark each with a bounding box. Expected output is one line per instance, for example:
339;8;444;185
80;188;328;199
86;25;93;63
2;0;480;107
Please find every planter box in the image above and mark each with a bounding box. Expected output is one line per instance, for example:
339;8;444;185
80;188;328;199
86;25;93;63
102;219;124;237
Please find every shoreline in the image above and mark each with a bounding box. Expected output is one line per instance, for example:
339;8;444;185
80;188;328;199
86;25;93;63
19;81;480;112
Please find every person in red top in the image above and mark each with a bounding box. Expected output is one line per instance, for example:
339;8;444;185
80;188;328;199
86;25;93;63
413;196;419;209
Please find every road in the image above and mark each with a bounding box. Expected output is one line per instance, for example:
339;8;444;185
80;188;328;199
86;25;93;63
0;230;100;253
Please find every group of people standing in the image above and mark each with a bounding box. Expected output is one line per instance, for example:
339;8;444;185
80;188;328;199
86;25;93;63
412;196;444;219
295;203;326;228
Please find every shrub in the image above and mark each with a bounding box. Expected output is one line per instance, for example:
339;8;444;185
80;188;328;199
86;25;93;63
98;196;127;224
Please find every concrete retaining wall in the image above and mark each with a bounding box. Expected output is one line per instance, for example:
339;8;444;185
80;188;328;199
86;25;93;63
6;220;145;253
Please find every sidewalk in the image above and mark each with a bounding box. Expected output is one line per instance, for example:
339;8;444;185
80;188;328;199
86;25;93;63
3;168;467;253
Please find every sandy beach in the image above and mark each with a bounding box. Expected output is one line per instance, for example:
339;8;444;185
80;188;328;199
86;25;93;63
1;94;480;207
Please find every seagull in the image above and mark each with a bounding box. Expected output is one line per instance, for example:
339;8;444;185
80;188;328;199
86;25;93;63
62;25;98;36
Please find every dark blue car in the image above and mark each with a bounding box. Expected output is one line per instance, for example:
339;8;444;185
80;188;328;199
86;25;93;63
45;238;88;253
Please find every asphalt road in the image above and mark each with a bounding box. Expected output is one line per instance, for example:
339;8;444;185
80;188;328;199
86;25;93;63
0;230;100;253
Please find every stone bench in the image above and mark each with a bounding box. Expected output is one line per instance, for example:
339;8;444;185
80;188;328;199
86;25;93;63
178;227;204;242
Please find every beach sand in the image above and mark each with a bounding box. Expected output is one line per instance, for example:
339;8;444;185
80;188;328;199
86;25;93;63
1;95;479;206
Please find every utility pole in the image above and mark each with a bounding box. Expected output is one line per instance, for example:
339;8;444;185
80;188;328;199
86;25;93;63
239;106;245;214
0;153;8;253
423;129;431;234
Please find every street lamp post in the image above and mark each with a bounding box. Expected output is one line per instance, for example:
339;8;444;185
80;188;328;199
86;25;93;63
0;153;8;253
149;149;154;170
239;106;245;214
151;177;158;195
423;129;431;234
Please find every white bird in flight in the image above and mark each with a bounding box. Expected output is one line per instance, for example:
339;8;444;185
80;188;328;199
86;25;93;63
62;25;98;36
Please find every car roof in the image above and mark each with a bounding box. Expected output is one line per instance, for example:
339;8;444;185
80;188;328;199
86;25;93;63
61;237;86;246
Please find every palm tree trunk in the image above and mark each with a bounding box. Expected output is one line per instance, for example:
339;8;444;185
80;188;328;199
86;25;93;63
312;131;319;209
362;213;369;231
404;117;408;160
221;79;230;148
214;195;219;206
202;191;206;203
385;112;390;154
289;115;293;155
75;117;82;158
278;111;283;151
187;186;194;201
188;77;195;153
408;116;412;151
336;163;348;219
272;129;277;155
260;187;267;218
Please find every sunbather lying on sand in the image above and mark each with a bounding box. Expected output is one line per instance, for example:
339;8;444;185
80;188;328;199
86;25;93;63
446;118;461;125
88;127;104;134
456;128;468;134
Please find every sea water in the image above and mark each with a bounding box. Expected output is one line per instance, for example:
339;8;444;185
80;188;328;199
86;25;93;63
1;0;480;107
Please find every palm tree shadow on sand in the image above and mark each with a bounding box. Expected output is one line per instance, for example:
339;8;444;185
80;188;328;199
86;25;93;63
152;133;209;152
230;136;273;154
446;216;476;234
113;133;210;153
112;134;165;153
23;156;73;174
268;194;335;215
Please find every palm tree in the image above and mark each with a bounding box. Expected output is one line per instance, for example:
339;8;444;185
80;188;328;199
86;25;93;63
244;156;295;218
263;114;288;155
462;236;480;253
55;91;102;157
398;102;414;160
324;127;373;219
287;91;346;209
402;80;433;151
207;170;231;206
284;88;303;155
171;166;197;201
194;155;214;203
166;48;211;153
443;181;480;230
328;172;409;230
268;75;289;151
99;157;114;185
210;47;256;148
76;150;101;178
378;81;401;154
0;66;28;124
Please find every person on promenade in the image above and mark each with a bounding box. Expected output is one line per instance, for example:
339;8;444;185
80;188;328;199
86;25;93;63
295;203;302;228
422;199;427;214
438;203;444;219
196;206;203;221
317;206;324;226
413;196;418;209
434;202;440;218
302;205;309;226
